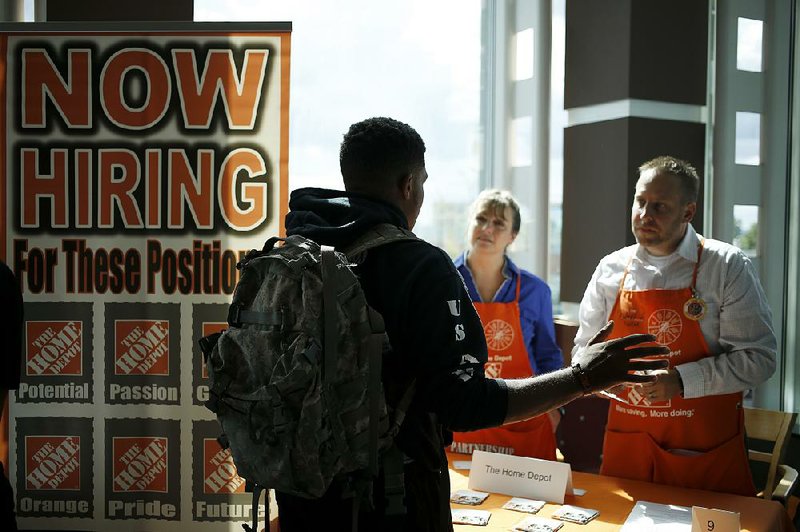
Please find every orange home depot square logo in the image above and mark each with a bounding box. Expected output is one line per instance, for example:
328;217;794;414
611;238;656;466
203;439;245;494
112;437;168;493
625;386;671;409
26;321;82;376
201;322;226;379
25;436;81;490
114;320;169;375
484;362;503;378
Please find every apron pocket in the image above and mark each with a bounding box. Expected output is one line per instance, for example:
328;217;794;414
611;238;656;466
651;432;755;496
600;429;654;482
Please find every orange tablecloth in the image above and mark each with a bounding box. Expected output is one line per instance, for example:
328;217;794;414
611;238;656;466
448;453;795;531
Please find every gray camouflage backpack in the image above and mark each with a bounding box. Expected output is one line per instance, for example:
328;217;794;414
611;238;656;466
200;223;416;531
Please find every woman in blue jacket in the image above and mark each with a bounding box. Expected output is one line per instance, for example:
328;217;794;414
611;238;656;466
450;189;563;458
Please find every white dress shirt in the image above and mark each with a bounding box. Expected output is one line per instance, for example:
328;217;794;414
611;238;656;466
572;224;776;399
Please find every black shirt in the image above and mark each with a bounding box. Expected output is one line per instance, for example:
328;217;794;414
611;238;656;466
286;188;508;469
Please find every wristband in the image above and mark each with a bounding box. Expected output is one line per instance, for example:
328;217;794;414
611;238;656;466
571;363;592;395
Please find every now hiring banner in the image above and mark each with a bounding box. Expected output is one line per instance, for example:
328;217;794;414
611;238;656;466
0;22;291;531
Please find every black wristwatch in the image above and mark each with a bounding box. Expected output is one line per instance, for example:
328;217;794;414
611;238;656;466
571;363;592;395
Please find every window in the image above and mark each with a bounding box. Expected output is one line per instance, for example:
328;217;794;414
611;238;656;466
733;204;759;257
735;111;761;166
736;17;763;72
195;0;483;256
514;28;534;81
549;0;567;309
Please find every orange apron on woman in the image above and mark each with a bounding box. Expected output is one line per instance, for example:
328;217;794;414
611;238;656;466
451;277;557;460
600;242;756;496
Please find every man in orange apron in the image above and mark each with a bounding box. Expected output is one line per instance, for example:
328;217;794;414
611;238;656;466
452;190;563;460
573;156;776;496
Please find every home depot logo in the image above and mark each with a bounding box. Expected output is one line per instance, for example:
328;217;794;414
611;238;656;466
484;362;503;378
193;420;254;522
203;439;245;494
25;436;80;490
112;437;168;493
26;321;82;376
114;320;169;375
626;386;670;409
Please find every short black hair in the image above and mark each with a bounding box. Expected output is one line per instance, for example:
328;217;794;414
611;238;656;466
339;117;426;193
639;155;700;203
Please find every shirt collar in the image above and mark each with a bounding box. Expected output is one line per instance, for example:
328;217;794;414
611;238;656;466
456;251;518;281
633;224;700;264
502;254;520;278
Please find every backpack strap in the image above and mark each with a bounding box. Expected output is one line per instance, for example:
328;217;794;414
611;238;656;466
342;223;418;259
242;482;266;532
228;304;285;329
339;224;419;523
381;444;407;517
320;245;351;460
320;245;339;384
386;380;416;440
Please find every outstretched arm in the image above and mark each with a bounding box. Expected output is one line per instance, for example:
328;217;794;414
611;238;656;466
504;322;668;423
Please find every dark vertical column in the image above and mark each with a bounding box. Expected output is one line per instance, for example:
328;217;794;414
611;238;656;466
0;0;23;22
560;0;709;303
45;0;192;21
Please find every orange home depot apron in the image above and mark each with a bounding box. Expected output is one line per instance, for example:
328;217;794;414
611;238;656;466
600;243;756;496
450;276;557;460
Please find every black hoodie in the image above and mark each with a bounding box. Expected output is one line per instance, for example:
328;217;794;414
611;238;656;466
286;188;508;469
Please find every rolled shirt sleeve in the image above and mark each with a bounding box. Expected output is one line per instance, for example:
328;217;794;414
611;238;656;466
675;249;776;398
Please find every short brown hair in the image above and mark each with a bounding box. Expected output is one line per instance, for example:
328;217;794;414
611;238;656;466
639;155;700;203
469;189;521;234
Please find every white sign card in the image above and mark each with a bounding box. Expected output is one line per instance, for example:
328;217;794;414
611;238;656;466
691;506;740;532
468;450;574;504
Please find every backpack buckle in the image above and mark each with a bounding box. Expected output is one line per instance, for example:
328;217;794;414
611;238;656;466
273;405;289;433
268;386;290;434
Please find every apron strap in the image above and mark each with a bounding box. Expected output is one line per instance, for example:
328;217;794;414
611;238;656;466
618;251;636;292
690;239;705;294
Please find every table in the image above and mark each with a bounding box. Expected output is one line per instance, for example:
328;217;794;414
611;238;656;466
448;453;795;531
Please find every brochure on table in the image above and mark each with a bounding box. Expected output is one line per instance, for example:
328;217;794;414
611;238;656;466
620;501;740;532
621;501;692;531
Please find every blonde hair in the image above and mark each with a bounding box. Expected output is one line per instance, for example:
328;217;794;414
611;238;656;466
469;189;521;234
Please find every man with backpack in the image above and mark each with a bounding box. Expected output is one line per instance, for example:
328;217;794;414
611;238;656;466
272;116;667;531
